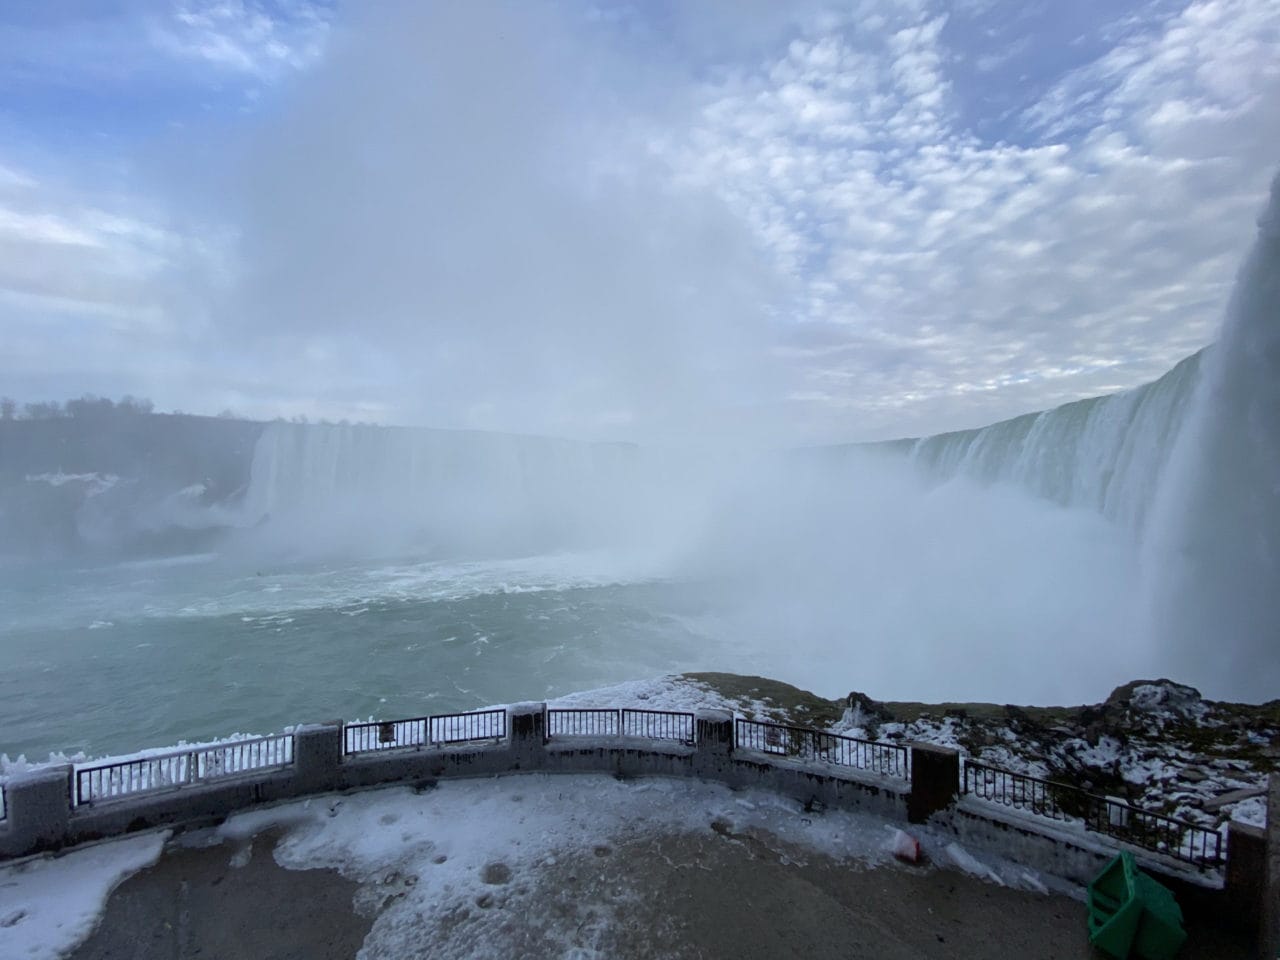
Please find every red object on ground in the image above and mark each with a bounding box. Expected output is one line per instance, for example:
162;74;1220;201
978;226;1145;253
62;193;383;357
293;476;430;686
890;830;923;863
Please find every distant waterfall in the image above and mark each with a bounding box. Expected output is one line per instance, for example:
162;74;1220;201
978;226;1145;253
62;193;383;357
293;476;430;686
905;351;1202;533
242;423;639;555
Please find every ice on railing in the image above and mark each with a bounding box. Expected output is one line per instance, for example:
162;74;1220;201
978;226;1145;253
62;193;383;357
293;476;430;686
619;709;695;743
962;761;1223;868
343;710;507;755
734;718;910;778
547;708;621;737
431;710;506;744
76;735;293;805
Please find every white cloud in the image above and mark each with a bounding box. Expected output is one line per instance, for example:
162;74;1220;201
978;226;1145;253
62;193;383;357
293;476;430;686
0;0;1276;443
150;0;329;77
656;0;1280;440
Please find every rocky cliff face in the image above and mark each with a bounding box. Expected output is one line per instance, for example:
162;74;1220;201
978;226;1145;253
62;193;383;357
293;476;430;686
683;672;1277;833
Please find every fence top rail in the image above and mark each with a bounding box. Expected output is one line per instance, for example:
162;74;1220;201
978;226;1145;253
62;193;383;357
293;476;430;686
620;707;695;716
347;707;507;727
734;716;909;755
963;758;1215;835
548;707;620;714
75;733;293;776
346;715;432;729
433;708;507;717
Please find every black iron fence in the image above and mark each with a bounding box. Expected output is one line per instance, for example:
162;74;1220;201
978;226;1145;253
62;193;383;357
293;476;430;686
547;708;621;738
733;718;911;780
344;709;507;755
15;703;1224;875
75;734;293;806
962;759;1223;869
621;708;696;744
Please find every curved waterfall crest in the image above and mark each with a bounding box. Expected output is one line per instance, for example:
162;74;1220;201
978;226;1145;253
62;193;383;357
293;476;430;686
905;351;1203;532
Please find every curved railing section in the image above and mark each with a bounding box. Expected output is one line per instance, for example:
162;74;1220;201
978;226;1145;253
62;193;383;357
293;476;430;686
961;758;1222;870
0;703;1243;891
75;735;293;806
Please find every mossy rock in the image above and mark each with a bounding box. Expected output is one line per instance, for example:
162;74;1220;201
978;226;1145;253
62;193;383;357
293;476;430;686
679;673;844;727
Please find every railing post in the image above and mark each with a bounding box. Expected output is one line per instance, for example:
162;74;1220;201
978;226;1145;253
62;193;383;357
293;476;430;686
508;702;548;769
694;710;734;777
1263;774;1280;958
292;724;343;794
908;743;960;824
1;764;73;855
1224;820;1266;940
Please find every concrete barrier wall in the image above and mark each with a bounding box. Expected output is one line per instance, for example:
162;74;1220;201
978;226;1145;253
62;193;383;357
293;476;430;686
938;796;1248;893
0;703;1264;946
0;705;910;860
1266;775;1279;959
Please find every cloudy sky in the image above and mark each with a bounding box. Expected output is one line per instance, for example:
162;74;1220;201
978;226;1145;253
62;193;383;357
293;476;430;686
1;0;1276;443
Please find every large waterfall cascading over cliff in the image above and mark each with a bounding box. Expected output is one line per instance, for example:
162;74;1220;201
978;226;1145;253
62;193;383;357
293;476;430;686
242;423;641;556
900;172;1279;699
905;351;1202;534
223;174;1279;700
1140;172;1280;700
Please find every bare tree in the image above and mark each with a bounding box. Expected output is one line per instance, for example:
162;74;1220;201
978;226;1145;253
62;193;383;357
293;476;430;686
23;400;64;419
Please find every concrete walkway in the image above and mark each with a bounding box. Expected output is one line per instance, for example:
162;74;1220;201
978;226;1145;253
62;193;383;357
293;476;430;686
69;821;1250;960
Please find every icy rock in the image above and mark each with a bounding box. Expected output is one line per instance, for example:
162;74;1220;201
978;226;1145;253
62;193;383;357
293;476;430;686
1125;681;1205;720
1204;786;1268;812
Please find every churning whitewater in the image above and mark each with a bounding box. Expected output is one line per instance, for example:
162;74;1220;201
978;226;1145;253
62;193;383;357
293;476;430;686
2;174;1278;762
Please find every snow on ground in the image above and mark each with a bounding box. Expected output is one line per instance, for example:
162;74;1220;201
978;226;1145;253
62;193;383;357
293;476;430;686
548;676;763;717
1228;795;1268;829
0;832;168;960
0;773;1063;960
833;680;1275;834
212;775;1056;960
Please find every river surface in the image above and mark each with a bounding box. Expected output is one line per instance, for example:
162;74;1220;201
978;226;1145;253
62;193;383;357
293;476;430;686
0;551;733;759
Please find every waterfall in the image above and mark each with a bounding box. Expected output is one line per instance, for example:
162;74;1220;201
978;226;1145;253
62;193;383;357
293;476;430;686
1140;171;1280;700
898;171;1279;699
906;351;1202;534
241;423;639;556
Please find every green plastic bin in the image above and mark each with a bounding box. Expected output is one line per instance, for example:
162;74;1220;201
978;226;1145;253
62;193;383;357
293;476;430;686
1087;852;1187;960
1088;853;1143;958
1132;873;1188;960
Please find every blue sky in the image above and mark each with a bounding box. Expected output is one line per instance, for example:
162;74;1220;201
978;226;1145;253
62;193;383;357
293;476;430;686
0;0;1276;443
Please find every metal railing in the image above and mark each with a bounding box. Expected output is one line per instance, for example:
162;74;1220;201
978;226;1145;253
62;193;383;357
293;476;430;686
621;708;696;744
75;734;293;807
1;705;1237;877
547;708;621;738
343;709;507;755
962;760;1223;869
733;718;910;780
